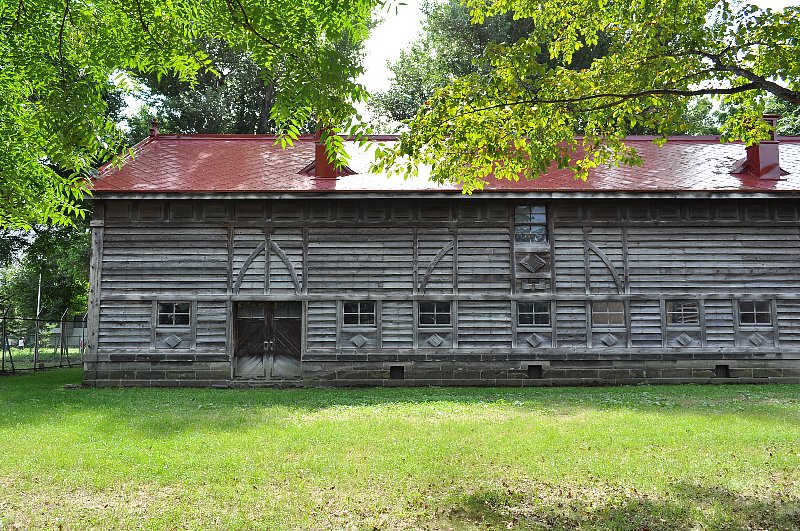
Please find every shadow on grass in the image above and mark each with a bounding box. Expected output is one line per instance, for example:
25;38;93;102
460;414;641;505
446;480;800;530
0;368;798;438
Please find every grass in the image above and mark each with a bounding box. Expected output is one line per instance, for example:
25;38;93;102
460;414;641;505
1;347;83;371
0;370;798;530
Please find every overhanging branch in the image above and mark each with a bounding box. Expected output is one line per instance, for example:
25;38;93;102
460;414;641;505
451;83;763;119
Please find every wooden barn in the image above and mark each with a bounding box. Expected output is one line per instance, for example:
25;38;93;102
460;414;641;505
85;123;800;386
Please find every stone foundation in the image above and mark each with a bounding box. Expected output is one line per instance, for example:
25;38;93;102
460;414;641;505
83;351;800;387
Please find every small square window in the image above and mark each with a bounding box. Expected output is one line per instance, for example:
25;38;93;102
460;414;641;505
419;301;451;327
518;302;550;326
738;300;771;326
158;302;191;326
666;300;700;325
592;301;625;326
342;301;376;326
514;205;548;244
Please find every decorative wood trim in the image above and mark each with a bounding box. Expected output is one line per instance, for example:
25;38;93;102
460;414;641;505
233;239;301;295
418;240;455;293
586;241;625;294
269;240;302;295
234;240;266;294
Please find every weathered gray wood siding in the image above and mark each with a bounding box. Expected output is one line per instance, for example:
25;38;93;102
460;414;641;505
85;197;800;387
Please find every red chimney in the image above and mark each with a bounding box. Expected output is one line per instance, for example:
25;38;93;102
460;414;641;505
298;128;356;179
314;128;338;179
732;114;787;180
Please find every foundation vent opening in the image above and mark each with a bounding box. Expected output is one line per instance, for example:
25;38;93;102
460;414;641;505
389;366;405;380
714;364;731;378
527;365;543;379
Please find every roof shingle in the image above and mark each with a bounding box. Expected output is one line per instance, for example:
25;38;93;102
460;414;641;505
93;134;800;194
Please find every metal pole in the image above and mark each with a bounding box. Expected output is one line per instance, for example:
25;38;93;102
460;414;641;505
3;309;13;372
33;273;41;368
59;309;66;367
1;309;6;372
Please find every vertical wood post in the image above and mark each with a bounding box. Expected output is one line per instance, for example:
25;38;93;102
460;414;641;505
86;215;105;371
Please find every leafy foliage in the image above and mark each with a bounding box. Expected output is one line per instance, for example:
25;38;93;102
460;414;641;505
0;0;375;228
374;0;800;192
0;220;90;319
369;0;534;128
126;34;370;142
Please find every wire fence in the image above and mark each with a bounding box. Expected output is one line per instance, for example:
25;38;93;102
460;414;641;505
1;310;87;373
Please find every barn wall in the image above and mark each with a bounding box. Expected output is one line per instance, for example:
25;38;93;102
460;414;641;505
84;197;800;387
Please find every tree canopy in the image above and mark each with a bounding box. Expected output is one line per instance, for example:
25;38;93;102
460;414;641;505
374;0;800;192
369;0;534;127
126;32;369;141
0;0;374;228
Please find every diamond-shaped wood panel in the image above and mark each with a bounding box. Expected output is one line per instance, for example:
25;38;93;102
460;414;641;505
427;334;444;347
675;333;694;347
525;333;546;348
600;333;618;347
351;334;368;348
519;253;547;274
747;332;767;347
164;334;182;349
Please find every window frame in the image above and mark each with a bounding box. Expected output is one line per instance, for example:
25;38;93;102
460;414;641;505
665;300;701;327
737;300;772;327
341;301;377;328
418;301;452;328
517;301;551;328
591;300;626;328
514;205;548;245
156;301;192;328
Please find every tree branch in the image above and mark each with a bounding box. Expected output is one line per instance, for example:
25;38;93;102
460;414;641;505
685;48;800;105
223;0;297;60
58;0;70;86
450;83;762;120
11;0;24;29
132;0;165;49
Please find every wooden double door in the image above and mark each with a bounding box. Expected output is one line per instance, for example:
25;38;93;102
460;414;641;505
234;302;302;379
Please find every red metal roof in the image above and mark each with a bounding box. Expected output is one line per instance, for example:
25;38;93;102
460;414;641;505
93;134;800;195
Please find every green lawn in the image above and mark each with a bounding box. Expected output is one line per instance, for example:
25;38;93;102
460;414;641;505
0;370;798;530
